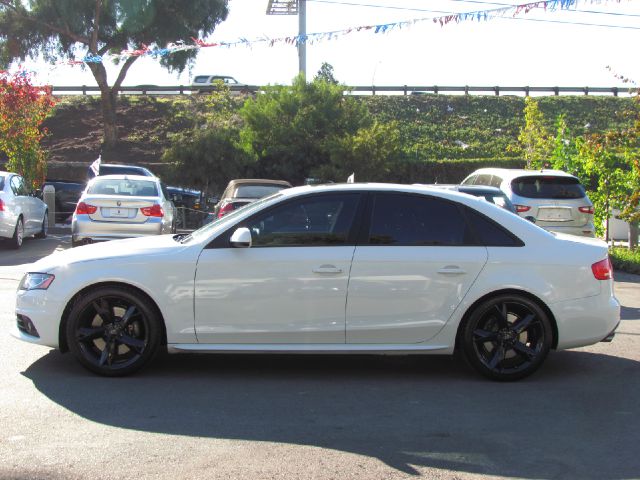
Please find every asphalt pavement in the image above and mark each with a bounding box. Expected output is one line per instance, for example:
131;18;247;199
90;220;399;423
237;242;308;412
0;233;638;480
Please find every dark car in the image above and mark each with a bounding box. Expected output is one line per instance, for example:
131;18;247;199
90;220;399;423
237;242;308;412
42;179;86;223
215;179;293;218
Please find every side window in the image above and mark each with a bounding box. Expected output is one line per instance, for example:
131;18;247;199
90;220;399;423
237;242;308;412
10;176;26;196
369;193;474;246
246;194;360;247
475;174;493;186
461;174;477;185
489;175;503;189
464;207;523;247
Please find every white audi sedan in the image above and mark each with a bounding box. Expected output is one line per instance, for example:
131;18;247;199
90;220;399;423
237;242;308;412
13;184;620;380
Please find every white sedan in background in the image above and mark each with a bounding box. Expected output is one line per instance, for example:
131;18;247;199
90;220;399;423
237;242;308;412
0;171;48;249
13;184;620;380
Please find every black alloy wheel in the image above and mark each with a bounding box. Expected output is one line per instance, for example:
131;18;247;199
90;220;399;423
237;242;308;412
66;286;162;376
462;294;552;381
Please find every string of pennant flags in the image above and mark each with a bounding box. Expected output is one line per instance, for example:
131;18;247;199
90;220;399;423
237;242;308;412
60;0;620;66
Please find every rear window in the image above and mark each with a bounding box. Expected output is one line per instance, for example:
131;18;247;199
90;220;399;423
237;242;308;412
89;179;158;197
0;176;4;190
511;176;586;199
193;76;210;83
235;184;288;199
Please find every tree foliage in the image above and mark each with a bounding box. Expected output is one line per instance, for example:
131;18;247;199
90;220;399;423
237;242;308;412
239;74;390;184
0;70;55;186
517;97;552;169
0;0;229;148
161;87;251;194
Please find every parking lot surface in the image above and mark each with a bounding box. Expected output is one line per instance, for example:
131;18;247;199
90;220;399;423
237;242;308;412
1;234;639;480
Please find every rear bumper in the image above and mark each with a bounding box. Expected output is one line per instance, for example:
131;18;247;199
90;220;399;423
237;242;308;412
72;215;168;242
553;293;620;350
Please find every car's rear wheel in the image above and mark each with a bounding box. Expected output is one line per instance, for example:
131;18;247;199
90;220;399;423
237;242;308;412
35;211;48;239
10;217;24;249
461;294;552;381
66;286;162;376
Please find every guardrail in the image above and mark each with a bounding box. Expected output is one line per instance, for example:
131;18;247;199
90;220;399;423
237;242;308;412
49;84;637;97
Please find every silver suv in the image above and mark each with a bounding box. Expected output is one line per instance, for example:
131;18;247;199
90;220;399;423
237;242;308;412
461;168;595;237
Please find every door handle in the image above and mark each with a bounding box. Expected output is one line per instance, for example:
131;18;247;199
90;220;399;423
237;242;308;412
437;266;466;275
313;265;343;274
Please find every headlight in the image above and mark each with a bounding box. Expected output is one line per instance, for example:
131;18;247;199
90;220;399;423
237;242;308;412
18;273;55;291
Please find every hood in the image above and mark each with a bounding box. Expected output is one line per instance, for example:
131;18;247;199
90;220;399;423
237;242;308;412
31;235;182;273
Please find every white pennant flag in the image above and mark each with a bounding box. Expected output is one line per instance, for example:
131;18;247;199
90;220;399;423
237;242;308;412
90;155;101;176
347;173;355;183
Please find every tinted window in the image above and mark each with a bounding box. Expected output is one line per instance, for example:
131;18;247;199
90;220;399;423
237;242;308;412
193;76;210;83
0;176;4;190
464;207;523;247
246;194;359;247
236;184;288;198
369;193;473;246
511;176;586;199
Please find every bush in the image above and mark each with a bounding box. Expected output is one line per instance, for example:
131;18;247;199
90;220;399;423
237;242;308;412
610;247;640;275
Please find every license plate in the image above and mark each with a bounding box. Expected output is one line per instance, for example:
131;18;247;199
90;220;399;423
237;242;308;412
107;208;130;218
537;208;572;221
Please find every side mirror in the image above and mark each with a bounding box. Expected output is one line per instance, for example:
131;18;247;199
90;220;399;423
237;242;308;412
230;227;252;248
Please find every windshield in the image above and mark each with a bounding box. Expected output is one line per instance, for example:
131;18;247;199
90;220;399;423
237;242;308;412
181;193;284;244
88;178;158;196
511;176;586;199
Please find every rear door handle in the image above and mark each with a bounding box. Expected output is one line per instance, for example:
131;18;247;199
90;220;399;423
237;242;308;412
437;266;466;275
313;265;343;274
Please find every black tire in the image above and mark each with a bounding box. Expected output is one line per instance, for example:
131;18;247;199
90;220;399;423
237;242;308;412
10;217;24;249
66;286;162;376
35;211;48;239
461;294;552;381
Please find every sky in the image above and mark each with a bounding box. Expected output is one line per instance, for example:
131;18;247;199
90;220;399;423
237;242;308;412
24;0;640;91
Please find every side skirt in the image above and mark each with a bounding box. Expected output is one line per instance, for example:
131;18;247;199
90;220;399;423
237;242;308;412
167;343;454;355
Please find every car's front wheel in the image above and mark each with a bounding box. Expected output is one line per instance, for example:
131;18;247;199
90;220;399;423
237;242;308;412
66;286;162;376
461;294;553;381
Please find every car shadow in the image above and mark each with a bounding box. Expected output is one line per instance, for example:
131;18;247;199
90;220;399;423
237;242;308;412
0;234;71;266
22;351;640;478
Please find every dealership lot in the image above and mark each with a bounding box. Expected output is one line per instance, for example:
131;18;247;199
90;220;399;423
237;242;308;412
1;234;639;480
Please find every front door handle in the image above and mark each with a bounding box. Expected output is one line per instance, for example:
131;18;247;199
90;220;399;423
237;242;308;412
313;265;343;274
437;266;466;275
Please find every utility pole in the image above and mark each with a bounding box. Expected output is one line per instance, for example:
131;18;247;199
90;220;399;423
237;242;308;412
266;0;307;78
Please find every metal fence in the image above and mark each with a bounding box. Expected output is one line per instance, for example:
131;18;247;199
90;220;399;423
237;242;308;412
49;84;637;97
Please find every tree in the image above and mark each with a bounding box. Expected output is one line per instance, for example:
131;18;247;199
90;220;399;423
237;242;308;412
162;87;251;195
239;74;372;184
0;70;55;186
0;0;228;150
517;97;552;169
314;62;338;85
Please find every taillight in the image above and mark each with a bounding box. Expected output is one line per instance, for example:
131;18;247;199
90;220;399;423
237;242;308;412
217;203;235;218
76;202;97;215
579;206;594;214
515;205;531;213
140;204;164;217
591;257;613;280
0;198;4;211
